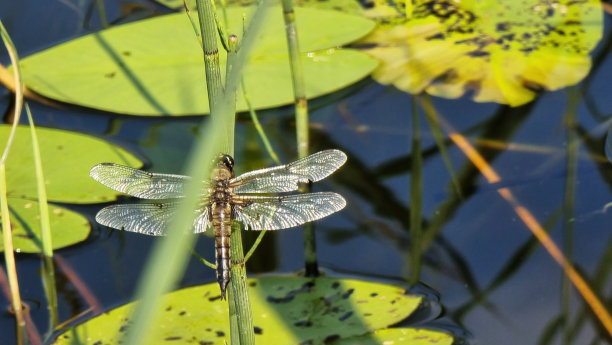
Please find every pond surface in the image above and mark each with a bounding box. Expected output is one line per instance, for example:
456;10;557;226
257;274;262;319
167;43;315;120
1;1;612;345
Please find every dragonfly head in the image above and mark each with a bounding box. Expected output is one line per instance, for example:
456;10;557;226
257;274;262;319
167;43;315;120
217;153;234;173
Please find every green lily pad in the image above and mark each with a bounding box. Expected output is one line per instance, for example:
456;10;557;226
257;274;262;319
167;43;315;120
1;125;142;203
330;328;454;345
20;7;376;116
0;198;90;253
52;276;424;344
361;0;603;106
157;0;364;15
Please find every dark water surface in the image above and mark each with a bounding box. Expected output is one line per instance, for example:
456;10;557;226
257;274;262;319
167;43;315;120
1;1;612;345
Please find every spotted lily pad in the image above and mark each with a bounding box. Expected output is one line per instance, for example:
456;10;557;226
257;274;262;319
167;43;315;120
19;7;376;116
51;276;427;344
361;0;603;106
1;125;142;204
0;198;90;253
330;328;454;345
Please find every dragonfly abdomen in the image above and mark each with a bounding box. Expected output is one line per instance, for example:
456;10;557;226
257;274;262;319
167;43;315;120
212;202;232;300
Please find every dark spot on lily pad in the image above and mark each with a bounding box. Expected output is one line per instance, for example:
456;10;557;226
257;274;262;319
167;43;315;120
166;306;172;311
93;341;102;345
199;341;213;345
268;281;314;303
323;334;341;343
331;282;340;289
104;72;116;78
341;288;354;299
216;330;225;337
254;326;263;334
299;340;313;345
164;336;181;341
339;311;353;321
294;320;313;327
179;310;186;316
370;292;378;297
249;281;257;287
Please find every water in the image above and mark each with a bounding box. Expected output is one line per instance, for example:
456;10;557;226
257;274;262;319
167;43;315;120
1;1;612;344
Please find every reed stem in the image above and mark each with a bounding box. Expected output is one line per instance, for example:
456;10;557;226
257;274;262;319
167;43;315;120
280;0;318;276
0;19;26;345
408;96;422;286
229;222;255;345
26;105;59;331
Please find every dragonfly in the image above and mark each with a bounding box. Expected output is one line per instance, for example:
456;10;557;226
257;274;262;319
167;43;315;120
89;149;347;299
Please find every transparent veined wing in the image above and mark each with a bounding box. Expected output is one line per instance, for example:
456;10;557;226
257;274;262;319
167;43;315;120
234;192;346;230
95;202;211;236
231;150;347;193
90;163;189;199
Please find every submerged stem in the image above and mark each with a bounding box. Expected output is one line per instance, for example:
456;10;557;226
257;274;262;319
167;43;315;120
281;0;318;276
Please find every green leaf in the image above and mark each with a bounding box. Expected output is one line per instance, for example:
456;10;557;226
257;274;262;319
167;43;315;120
362;0;603;106
20;7;376;116
51;276;424;344
158;0;364;15
330;328;454;345
0;198;90;253
0;125;143;203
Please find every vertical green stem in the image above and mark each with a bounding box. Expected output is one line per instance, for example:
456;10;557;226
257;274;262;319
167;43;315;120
26;105;59;331
224;35;238;155
0;19;26;345
281;0;317;276
196;0;225;115
225;34;255;345
229;222;255;345
95;0;109;29
409;96;422;285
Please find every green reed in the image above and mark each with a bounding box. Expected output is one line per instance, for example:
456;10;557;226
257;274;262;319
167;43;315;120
0;19;27;345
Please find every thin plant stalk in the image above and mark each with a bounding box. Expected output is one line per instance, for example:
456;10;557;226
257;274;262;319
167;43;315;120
224;34;256;345
0;19;26;345
95;0;109;29
408;96;422;286
228;222;255;345
281;0;318;276
561;87;579;344
422;99;462;198
196;2;271;344
242;80;280;165
196;0;225;116
26;105;59;332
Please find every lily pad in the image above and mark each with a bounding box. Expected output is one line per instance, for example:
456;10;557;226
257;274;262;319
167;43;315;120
0;198;90;253
330;328;454;345
20;7;377;116
0;125;143;203
361;0;603;106
157;0;364;15
52;276;425;344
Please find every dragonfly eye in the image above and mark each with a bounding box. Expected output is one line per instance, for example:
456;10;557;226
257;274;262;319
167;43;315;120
220;154;234;172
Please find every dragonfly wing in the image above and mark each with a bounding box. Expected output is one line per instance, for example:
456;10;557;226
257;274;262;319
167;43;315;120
231;150;347;193
234;192;346;230
95;203;177;236
90;163;189;199
193;205;212;234
96;202;212;235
